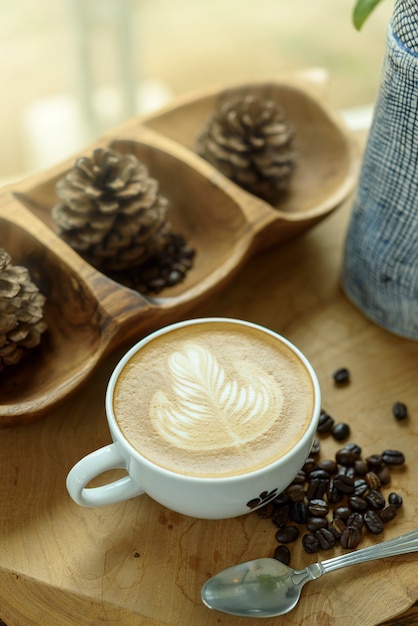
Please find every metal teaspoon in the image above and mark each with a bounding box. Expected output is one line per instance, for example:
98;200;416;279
201;529;418;618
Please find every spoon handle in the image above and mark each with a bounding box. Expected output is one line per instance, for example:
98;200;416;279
315;529;418;576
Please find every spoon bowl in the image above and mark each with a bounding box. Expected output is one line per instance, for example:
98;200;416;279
201;529;418;618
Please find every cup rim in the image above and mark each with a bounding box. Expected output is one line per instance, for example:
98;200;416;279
105;317;321;482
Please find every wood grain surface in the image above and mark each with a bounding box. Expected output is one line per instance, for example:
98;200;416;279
0;184;417;625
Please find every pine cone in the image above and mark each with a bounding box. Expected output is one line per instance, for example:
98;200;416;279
0;249;47;371
197;93;296;201
52;147;171;272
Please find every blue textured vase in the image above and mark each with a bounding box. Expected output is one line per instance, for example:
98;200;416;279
341;0;418;339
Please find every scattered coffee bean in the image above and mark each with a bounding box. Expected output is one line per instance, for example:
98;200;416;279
286;484;306;502
379;504;397;523
348;495;368;512
388;492;403;509
275;526;299;543
366;489;386;510
333;367;350;385
290;501;308;525
332;422;351;441
306;477;329;500
315;527;336;549
317;411;335;434
273;544;291;565
366;454;384;470
344;443;362;456
354;460;368;476
318;459;338;474
302;533;320;554
365;471;381;490
333;473;355;494
306;516;328;531
272;504;290;528
340;525;361;550
377;465;391;485
364;510;385;534
336;448;357;467
328;517;346;538
381;450;405;466
273;492;289;505
327;479;344;504
346;512;364;531
392;402;408;421
303;458;318;474
333;506;352;520
308;499;329;517
257;502;274;518
353;478;369;497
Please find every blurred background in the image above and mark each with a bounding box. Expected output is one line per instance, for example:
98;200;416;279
0;0;392;183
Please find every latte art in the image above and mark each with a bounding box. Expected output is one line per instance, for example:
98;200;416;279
113;320;315;477
151;344;284;450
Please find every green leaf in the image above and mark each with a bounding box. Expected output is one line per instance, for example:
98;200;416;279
352;0;386;30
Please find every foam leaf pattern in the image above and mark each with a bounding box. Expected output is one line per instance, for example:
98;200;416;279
150;343;283;450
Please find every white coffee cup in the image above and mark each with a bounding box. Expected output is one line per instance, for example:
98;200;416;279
66;318;321;519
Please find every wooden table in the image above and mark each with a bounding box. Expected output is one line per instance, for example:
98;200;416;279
1;179;418;624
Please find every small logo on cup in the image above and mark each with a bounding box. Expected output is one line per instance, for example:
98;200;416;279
247;488;279;509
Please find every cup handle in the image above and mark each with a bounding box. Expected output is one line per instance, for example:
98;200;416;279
66;442;144;507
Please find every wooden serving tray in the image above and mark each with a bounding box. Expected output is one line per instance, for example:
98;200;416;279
0;188;417;626
0;76;359;425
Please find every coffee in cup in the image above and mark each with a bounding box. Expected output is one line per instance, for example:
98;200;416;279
66;318;320;519
113;319;314;478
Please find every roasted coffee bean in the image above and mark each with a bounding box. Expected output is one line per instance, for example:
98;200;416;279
310;439;321;456
348;495;368;512
392;401;408;421
302;533;320;554
366;454;384;470
286;484;306;502
317;411;335;434
333;506;352;521
306;478;328;501
315;527;336;549
257;502;274;518
335;448;356;467
292;470;307;485
377;465;391;485
303;458;318;473
328;517;346;538
388;492;403;509
273;492;289;505
332;422;351;441
379;504;397;523
353;478;369;497
318;459;338;474
366;489;386;510
308;499;329;517
275;526;299;543
272;504;290;528
333;473;355;494
364;510;385;534
347;512;364;531
290;501;308;525
333;367;350;385
327;479;344;504
307;516;328;532
338;465;356;479
381;450;405;466
273;545;291;565
354;460;368;476
344;443;362;456
365;471;381;490
308;469;331;480
340;525;361;550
